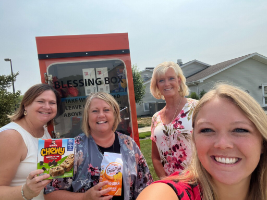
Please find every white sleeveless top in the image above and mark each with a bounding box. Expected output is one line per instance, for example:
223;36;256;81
0;122;51;200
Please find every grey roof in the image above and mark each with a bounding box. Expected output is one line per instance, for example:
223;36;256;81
181;59;211;68
186;54;252;83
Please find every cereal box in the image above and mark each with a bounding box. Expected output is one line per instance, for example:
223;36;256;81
100;152;123;196
37;138;75;179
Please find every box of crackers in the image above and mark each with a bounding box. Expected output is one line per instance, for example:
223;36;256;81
37;138;75;179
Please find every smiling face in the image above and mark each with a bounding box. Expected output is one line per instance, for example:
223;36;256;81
24;90;57;125
88;98;115;136
194;97;263;187
156;68;181;98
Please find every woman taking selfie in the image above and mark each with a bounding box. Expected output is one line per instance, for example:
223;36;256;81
150;61;198;178
137;84;267;200
0;83;61;200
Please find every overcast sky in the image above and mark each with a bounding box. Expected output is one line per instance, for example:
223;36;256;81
1;0;266;94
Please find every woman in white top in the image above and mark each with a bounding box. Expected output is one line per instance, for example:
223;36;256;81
0;83;61;200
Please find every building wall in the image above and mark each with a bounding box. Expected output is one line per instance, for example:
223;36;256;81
190;58;267;106
136;81;165;116
140;70;153;82
186;84;198;96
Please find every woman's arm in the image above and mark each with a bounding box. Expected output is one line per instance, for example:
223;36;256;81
136;183;179;200
44;181;112;200
0;130;50;200
150;114;167;179
151;141;167;179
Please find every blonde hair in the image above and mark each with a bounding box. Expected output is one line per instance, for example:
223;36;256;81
167;83;267;200
82;92;121;137
150;61;189;99
9;83;61;126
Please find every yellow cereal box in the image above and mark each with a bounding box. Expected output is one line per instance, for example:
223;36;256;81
99;152;123;196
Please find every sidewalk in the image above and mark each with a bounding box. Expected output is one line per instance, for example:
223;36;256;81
138;126;151;133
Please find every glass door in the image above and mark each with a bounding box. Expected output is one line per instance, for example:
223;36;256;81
47;59;131;138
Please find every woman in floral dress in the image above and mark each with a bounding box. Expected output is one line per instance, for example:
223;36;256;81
150;61;198;178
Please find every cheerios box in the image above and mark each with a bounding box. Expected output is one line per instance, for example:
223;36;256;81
37;138;75;179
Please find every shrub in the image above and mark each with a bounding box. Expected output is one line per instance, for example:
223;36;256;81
189;92;199;100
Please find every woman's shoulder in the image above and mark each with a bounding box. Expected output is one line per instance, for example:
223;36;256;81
137;181;179;200
186;98;199;105
116;131;139;151
153;109;163;117
0;123;25;152
152;179;200;200
116;131;134;143
151;110;162;123
185;98;199;111
155;179;194;191
0;122;20;132
74;133;88;143
0;122;25;139
75;132;86;138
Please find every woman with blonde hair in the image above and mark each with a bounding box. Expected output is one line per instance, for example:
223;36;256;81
0;83;61;200
150;61;198;178
44;92;153;200
137;83;267;200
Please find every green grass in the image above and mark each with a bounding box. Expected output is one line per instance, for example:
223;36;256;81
139;131;151;139
138;124;146;128
140;138;159;181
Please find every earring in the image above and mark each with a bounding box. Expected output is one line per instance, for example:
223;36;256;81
24;110;27;116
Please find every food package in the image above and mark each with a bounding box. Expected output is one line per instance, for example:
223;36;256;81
100;152;123;196
37;138;75;179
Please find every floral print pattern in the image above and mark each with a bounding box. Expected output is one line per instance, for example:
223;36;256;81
154;172;201;200
151;98;198;175
87;164;100;176
44;132;153;200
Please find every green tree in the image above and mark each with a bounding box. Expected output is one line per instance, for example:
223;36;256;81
18;95;24;103
188;92;199;100
0;73;21;127
132;65;145;104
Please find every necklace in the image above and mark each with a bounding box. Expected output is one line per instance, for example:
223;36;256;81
164;97;183;155
165;97;183;125
24;118;44;138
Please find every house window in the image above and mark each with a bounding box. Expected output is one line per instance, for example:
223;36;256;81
262;84;267;106
143;103;150;112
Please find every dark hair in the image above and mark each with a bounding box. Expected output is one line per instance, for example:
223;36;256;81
10;83;61;126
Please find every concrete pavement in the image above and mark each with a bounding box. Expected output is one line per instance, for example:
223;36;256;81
138;126;151;133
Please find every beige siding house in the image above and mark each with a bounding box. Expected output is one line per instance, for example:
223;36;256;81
136;68;165;116
135;52;267;116
186;53;267;110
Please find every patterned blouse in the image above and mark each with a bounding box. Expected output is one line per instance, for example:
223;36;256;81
150;98;198;175
153;172;201;200
44;132;153;200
